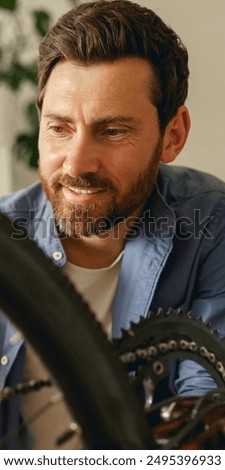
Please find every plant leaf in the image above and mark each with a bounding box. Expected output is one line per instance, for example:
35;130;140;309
25;63;38;85
0;0;17;10
14;132;39;168
26;102;39;127
33;10;51;37
8;62;27;90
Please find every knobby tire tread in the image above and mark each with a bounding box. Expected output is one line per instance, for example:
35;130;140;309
0;212;152;449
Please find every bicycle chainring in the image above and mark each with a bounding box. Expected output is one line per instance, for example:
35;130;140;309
114;308;225;393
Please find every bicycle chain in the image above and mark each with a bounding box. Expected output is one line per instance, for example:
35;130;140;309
115;308;225;389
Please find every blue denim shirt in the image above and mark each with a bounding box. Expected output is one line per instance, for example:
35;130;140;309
1;163;225;448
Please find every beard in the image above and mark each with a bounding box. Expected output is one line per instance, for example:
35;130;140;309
39;139;162;238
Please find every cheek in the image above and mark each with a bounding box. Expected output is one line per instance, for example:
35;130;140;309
109;146;144;181
105;162;140;193
38;137;65;174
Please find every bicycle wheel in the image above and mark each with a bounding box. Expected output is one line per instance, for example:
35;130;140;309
0;212;151;449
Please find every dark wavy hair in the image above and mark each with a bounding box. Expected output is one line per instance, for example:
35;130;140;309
37;0;189;130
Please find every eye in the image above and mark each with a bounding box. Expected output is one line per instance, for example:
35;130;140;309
47;124;71;138
105;128;121;136
102;128;128;139
49;125;64;134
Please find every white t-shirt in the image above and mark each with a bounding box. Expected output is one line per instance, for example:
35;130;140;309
21;251;124;449
63;250;124;338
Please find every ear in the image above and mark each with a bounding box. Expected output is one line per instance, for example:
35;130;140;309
160;106;191;163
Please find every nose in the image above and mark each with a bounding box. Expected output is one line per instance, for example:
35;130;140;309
63;131;101;177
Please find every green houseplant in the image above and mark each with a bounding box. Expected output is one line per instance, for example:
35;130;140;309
0;0;77;168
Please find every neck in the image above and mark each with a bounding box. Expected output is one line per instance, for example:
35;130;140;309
61;212;141;268
62;235;124;269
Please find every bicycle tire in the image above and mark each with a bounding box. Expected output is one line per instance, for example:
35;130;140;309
0;212;152;449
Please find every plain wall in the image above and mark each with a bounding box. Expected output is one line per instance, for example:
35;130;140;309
144;0;225;178
0;0;225;195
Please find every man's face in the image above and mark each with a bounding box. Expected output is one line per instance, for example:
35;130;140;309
38;58;162;237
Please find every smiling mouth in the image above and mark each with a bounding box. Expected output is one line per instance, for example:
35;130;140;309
67;186;105;195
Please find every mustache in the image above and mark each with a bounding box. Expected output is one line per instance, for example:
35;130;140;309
57;173;116;190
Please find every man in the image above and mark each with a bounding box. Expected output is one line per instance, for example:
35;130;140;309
1;0;225;449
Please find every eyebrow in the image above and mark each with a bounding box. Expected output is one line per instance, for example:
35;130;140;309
94;115;141;126
43;113;74;124
43;113;142;126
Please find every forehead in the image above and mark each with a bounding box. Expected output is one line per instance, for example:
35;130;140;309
43;58;155;110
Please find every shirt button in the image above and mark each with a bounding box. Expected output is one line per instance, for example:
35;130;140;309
9;332;22;345
52;251;63;261
1;355;9;366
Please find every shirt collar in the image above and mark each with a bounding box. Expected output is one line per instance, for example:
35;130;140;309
37;178;176;267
